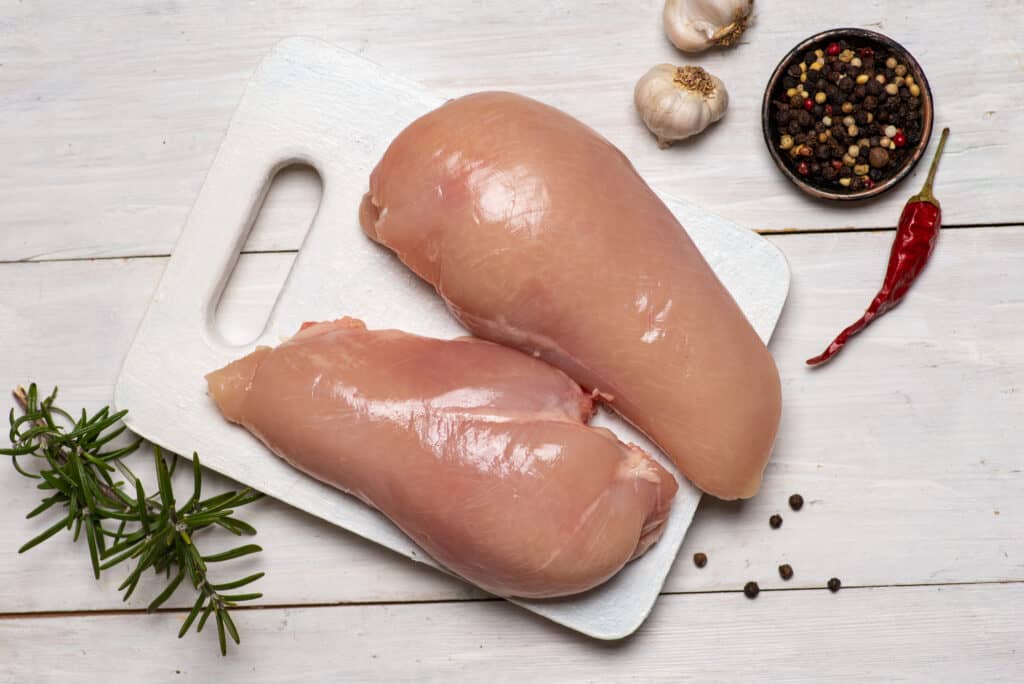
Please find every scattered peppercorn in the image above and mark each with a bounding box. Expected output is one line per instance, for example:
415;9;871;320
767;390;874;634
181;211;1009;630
770;38;925;193
693;552;708;568
828;577;842;593
769;514;783;529
779;564;794;580
744;581;760;599
788;493;804;511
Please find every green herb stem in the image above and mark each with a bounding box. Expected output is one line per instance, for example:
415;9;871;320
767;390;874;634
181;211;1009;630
2;384;265;655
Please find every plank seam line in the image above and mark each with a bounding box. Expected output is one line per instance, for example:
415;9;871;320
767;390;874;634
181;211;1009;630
3;222;1022;265
2;579;1021;620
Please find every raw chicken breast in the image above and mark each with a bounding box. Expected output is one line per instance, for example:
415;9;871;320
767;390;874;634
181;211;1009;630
206;318;677;599
360;92;782;500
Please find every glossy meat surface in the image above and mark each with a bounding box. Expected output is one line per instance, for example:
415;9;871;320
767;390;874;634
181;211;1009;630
206;318;677;598
360;92;782;499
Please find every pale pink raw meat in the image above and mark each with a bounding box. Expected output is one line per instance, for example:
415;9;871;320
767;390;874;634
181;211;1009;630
360;92;782;500
206;318;677;599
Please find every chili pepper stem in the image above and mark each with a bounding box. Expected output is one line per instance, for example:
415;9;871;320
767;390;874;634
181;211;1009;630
909;127;950;207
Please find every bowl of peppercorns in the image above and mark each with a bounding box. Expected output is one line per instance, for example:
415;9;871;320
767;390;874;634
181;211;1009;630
762;28;934;200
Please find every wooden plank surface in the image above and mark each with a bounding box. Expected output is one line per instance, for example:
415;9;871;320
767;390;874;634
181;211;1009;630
2;1;1023;262
3;226;1021;615
3;584;1022;682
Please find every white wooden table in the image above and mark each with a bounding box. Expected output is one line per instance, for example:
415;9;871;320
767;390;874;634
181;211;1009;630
2;2;1022;681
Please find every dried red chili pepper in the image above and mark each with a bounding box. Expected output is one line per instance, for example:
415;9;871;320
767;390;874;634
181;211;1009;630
807;128;950;367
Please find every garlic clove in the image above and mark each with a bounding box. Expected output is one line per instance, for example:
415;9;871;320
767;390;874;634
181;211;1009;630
634;64;729;147
663;0;754;53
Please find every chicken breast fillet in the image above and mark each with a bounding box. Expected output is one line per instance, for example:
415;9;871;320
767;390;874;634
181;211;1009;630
206;318;677;599
360;92;782;499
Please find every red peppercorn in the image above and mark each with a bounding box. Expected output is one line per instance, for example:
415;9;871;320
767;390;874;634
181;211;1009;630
826;43;841;56
824;104;833;115
893;131;907;148
859;47;874;58
832;160;843;170
803;98;814;111
864;177;876;190
797;161;810;176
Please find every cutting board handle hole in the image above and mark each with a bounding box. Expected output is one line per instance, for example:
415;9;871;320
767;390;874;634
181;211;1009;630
212;162;323;346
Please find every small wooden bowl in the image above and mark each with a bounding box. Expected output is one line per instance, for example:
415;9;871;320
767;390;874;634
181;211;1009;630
762;28;934;201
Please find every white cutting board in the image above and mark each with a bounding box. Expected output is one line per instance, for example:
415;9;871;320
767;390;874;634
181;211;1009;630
115;37;790;640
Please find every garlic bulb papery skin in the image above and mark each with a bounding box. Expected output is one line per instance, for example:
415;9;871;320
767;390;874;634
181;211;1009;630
663;0;754;53
634;64;729;148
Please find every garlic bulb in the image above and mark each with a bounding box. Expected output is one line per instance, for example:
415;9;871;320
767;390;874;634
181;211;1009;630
634;64;728;147
663;0;754;53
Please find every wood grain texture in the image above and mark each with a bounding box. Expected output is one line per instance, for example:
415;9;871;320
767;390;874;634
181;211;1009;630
2;584;1022;682
2;1;1023;261
3;226;1021;615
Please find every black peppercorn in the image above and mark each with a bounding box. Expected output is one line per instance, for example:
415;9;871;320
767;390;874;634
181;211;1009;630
769;514;783;529
797;110;812;127
838;77;854;92
779;564;794;581
783;76;798;89
853;85;867;100
693;552;708;568
788;494;804;511
787;64;802;78
828;577;842;593
744;581;760;599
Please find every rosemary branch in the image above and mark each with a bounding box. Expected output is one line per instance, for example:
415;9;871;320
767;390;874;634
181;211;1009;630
3;384;266;655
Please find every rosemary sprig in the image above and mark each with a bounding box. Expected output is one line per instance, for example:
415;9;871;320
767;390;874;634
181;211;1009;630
2;384;265;655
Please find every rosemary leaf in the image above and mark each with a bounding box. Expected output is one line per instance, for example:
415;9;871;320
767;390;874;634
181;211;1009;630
18;514;72;553
179;593;207;638
210;572;265;591
202;544;262;563
216;611;228;656
148;569;186;612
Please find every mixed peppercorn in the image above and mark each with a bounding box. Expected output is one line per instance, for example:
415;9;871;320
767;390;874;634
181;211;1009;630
770;39;925;192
